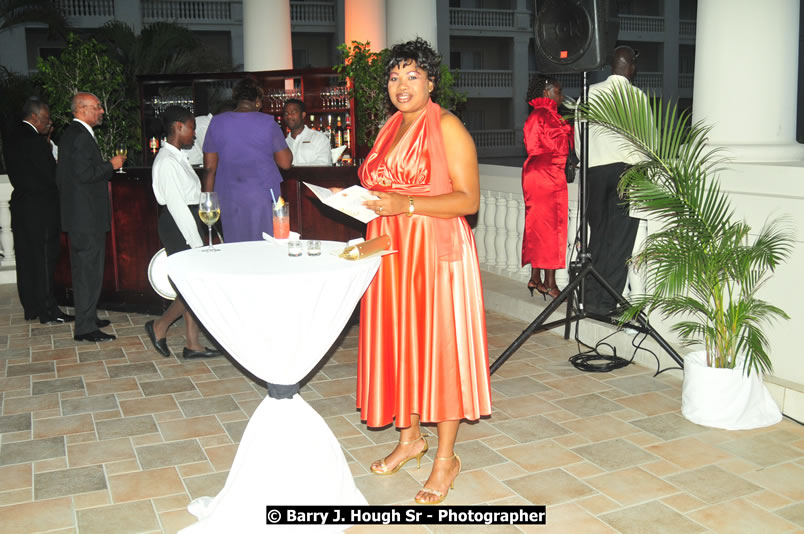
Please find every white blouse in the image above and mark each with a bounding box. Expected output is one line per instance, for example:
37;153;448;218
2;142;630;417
152;143;204;248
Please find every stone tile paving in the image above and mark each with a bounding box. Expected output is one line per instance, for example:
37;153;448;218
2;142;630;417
0;284;801;533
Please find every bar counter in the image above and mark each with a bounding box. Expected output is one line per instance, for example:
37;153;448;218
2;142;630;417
54;165;364;315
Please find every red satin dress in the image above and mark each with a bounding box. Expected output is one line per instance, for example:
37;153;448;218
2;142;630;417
357;100;492;428
521;97;572;269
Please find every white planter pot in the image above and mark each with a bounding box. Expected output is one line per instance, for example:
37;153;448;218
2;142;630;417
681;350;782;430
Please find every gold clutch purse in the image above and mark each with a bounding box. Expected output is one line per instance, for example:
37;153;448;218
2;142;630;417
339;235;392;260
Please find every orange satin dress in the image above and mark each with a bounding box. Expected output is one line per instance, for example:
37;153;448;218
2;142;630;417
357;100;492;428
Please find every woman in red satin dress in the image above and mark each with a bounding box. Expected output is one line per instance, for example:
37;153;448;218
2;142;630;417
357;38;492;505
521;76;573;299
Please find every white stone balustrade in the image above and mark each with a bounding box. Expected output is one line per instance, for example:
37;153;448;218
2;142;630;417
475;164;645;298
619;14;665;33
449;8;515;30
56;0;115;18
453;70;513;89
0;175;15;267
470;130;517;149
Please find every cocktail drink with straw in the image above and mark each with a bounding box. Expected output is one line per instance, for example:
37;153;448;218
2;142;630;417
271;191;290;239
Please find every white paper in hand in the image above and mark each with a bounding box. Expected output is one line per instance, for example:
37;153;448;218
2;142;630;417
303;182;379;224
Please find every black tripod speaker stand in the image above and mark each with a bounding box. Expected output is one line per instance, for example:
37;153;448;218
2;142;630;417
489;72;683;375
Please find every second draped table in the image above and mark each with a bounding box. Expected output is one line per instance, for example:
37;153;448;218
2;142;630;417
168;240;382;533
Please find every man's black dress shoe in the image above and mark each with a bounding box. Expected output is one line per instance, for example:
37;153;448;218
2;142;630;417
96;319;111;328
182;347;222;359
74;330;116;342
144;320;170;357
40;312;75;324
24;313;38;321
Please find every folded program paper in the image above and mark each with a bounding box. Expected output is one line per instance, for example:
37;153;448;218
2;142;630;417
303;182;379;224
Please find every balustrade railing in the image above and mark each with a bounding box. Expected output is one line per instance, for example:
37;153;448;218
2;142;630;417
290;1;335;24
142;0;233;22
470;130;517;149
474;165;646;298
453;70;512;89
679;73;694;89
634;72;663;92
450;8;514;30
619;14;664;33
56;0;114;17
0;176;14;267
679;19;697;39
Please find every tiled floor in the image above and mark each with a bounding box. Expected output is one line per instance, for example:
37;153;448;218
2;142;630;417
0;283;802;533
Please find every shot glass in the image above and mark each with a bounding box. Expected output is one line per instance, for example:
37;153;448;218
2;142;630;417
288;239;303;257
307;240;322;256
272;203;290;239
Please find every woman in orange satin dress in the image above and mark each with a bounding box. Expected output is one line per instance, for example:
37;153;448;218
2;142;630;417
357;38;492;505
521;75;572;299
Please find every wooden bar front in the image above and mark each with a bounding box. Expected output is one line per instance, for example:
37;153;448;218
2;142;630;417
54;166;364;315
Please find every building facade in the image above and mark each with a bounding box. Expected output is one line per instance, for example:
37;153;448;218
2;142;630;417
0;0;696;163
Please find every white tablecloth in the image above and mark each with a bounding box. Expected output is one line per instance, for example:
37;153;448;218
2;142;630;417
168;241;381;533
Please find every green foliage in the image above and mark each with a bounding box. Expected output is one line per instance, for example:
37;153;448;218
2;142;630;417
578;85;795;376
335;41;467;148
437;65;467;114
92;20;231;88
37;35;138;160
334;42;390;148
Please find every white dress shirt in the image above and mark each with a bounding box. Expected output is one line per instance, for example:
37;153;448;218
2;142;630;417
285;126;332;166
575;74;649;167
152;143;204;248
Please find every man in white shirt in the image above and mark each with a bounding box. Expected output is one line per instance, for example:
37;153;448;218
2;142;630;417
282;99;331;166
575;46;647;315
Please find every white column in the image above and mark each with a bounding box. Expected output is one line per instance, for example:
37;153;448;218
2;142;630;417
692;0;804;161
386;0;437;49
243;0;292;71
344;0;386;51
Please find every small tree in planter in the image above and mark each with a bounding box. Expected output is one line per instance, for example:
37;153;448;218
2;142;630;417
578;85;795;430
37;35;139;161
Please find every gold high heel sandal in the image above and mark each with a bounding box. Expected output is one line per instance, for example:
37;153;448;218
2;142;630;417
370;435;429;475
414;454;461;505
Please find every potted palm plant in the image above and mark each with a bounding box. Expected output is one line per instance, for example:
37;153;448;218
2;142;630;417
578;85;794;430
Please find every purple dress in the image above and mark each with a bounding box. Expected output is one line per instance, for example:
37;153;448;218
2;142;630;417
203;112;288;242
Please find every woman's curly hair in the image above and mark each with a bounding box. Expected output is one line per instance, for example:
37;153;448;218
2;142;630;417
385;38;442;103
233;77;264;104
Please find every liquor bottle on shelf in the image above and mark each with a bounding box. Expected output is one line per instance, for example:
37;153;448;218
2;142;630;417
149;137;160;155
334;115;343;148
309;114;316;130
325;114;333;147
318;115;325;133
345;115;352;150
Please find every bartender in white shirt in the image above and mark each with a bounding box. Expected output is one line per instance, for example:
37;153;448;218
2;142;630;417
282;98;332;166
146;105;221;360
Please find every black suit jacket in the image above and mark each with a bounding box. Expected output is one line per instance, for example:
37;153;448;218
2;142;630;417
4;122;59;209
56;120;113;233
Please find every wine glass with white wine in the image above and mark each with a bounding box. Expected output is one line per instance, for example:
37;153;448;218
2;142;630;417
198;192;221;252
115;145;127;173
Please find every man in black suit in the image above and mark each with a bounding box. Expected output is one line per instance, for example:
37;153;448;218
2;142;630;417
3;97;74;324
56;92;125;342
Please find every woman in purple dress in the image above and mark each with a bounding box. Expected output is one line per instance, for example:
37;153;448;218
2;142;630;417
203;79;292;242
